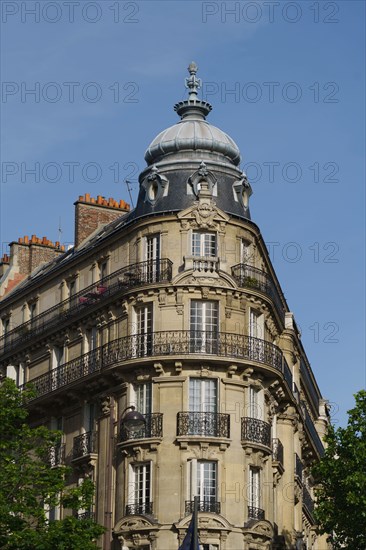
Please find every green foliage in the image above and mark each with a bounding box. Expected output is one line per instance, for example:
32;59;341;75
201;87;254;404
312;390;366;549
0;378;105;550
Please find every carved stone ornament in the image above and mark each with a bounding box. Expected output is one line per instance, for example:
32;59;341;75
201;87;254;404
100;395;111;416
177;197;230;231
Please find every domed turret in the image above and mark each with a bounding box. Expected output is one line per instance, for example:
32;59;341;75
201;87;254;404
144;62;241;167
131;63;252;222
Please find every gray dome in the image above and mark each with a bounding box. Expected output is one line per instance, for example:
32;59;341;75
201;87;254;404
144;117;241;166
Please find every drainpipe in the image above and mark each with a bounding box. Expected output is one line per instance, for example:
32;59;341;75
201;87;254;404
104;395;115;550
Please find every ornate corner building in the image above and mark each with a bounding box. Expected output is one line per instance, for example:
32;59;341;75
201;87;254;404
0;64;329;550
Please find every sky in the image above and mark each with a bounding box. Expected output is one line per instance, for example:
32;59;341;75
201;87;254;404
1;0;365;426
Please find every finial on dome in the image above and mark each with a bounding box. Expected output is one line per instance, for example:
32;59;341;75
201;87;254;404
185;61;202;100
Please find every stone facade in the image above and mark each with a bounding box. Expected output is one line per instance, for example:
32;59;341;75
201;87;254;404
0;65;330;550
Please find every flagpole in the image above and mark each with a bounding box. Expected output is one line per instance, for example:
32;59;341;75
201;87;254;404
193;495;199;550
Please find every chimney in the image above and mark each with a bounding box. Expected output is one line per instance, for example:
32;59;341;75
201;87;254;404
74;193;130;247
0;237;65;298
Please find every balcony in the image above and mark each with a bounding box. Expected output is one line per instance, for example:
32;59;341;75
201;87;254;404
241;417;271;448
21;332;289;401
231;263;285;322
302;486;314;519
48;442;65;467
184;255;219;274
72;431;97;460
0;259;173;357
177;412;230;438
74;511;96;521
300;357;320;416
272;438;284;469
303;405;324;457
119;413;163;442
125;502;153;516
247;506;265;521
185;500;221;514
295;453;303;481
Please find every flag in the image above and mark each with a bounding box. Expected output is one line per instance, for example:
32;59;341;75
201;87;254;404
179;503;200;550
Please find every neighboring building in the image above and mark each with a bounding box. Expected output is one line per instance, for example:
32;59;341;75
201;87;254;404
0;64;329;549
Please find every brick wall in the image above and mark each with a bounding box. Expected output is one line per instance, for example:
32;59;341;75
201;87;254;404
74;194;130;247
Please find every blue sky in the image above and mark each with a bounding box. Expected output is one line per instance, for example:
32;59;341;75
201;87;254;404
1;0;365;425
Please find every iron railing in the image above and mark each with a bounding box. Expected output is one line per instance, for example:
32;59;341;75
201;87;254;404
303;405;324;457
177;412;230;438
231;263;285;321
21;332;289;400
302;486;314;517
48;443;65;467
75;511;96;521
72;431;97;459
283;358;293;390
241;418;271;447
185;500;221;514
0;259;173;356
120;413;163;442
248;506;265;520
295;453;303;480
125;502;153;516
300;357;320;415
272;438;284;467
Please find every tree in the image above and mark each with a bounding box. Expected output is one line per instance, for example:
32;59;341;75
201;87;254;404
0;378;105;550
312;390;366;549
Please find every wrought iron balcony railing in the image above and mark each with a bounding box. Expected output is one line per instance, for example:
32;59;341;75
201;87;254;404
177;412;230;438
0;259;173;356
125;502;153;516
295;453;303;481
48;443;65;467
120;413;163;442
231;263;285;321
21;332;290;401
300;357;320;415
75;511;96;521
248;506;265;521
272;438;284;467
303;405;324;457
241;417;271;447
185;500;221;514
302;486;314;517
72;431;97;459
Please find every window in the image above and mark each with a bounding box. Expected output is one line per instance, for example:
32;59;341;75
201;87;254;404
249;467;261;511
189;460;218;512
192;232;216;258
249;309;264;339
248;387;264;420
128;463;152;515
189;379;217;413
190;301;218;353
52;345;64;369
51;346;64;390
29;302;37;322
133;382;152;415
241;239;254;265
99;261;108;282
134;304;153;357
2;317;10;344
84;402;96;433
145;234;160;283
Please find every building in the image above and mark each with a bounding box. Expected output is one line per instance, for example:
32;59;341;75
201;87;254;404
0;63;329;550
